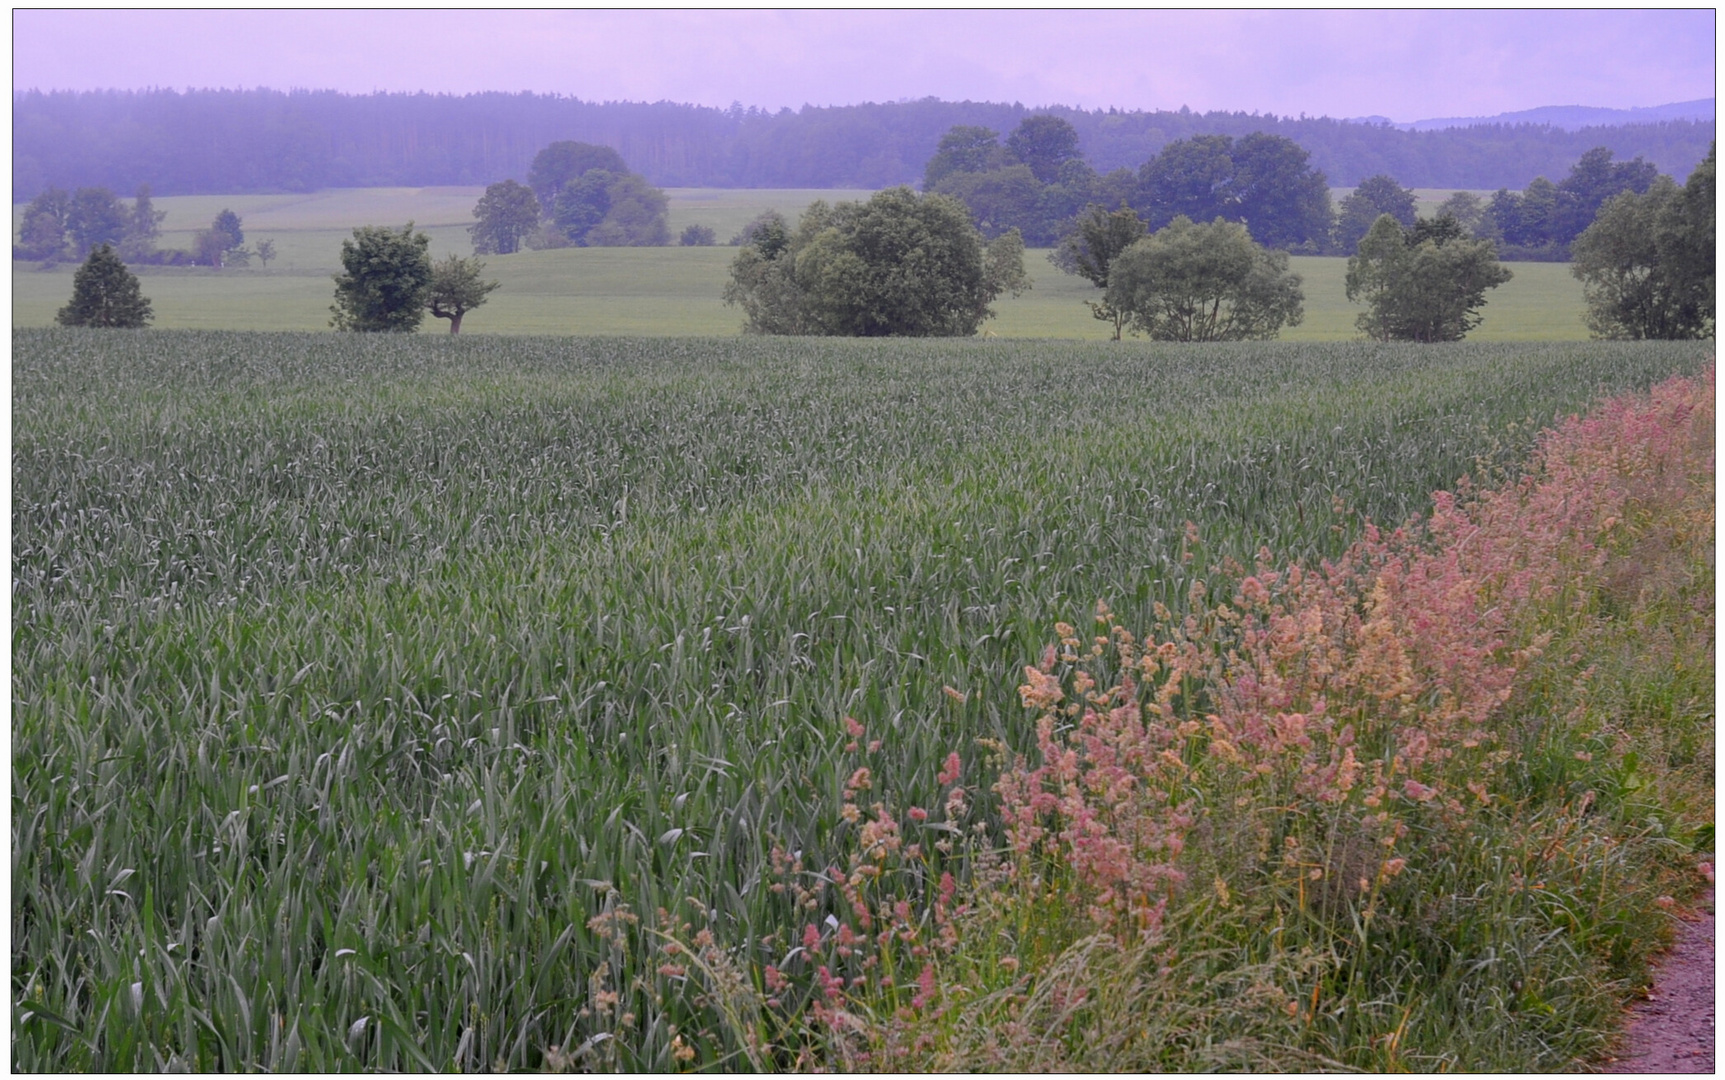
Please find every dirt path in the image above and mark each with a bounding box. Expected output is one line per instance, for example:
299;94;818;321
1603;884;1714;1073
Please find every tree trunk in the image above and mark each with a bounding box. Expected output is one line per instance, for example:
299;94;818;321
448;311;463;335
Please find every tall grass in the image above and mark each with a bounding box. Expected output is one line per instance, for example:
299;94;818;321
11;329;1710;1069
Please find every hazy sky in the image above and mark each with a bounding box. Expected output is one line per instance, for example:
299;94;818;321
11;9;1717;122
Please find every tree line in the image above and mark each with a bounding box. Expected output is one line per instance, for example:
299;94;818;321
924;115;1681;261
14;87;1713;198
15;184;275;268
51;140;1713;344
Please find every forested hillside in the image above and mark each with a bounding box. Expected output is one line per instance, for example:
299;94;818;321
13;88;1716;198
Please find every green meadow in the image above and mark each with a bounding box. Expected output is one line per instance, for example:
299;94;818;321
13;187;1590;339
12;329;1712;1070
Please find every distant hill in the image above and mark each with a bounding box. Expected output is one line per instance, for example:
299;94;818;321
1352;99;1716;133
13;88;1718;201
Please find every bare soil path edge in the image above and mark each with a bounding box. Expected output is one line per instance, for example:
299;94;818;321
1602;884;1714;1073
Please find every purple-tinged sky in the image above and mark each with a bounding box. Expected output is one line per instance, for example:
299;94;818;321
11;9;1716;122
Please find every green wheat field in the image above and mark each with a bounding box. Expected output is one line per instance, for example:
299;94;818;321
12;327;1710;1070
12;187;1589;339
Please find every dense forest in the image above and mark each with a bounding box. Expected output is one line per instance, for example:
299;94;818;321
14;89;1716;199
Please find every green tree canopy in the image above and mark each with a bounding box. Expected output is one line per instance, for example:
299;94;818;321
526;141;630;207
1570;143;1715;340
56;244;152;328
1436;190;1487;236
730;210;791;254
1334;174;1417;253
469;179;541;255
330;223;433;332
66;187;130;257
1134;133;1332;250
584;173;670;247
723;187;1028;337
15;186;71;261
552;169;615;242
119;184;167;261
548;168;669;247
1051;202;1148;339
1135;134;1236;228
1226;132;1334;251
922;125;1005;190
1484;147;1660;255
931;164;1043;239
212;209;244;249
679;224;716;246
1006;114;1082;184
426;254;501;335
1103;215;1304;342
1346;213;1513;342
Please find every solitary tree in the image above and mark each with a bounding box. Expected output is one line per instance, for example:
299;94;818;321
1103;216;1304;341
426;255;501;335
56;244;152;328
1570;145;1715;340
330;223;433;332
680;224;717;246
1346;213;1512;342
723;187;1028;337
469;179;541;255
254;239;277;267
1051;203;1148;339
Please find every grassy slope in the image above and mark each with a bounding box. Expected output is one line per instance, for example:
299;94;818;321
13;187;1589;339
12;331;1709;1071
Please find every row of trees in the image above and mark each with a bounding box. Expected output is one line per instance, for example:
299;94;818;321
16;87;1712;196
15;185;275;268
927;116;1684;261
721;185;1513;345
53;142;1713;342
16;185;163;262
53;223;502;333
923;121;1341;251
469;141;671;254
1333;148;1664;259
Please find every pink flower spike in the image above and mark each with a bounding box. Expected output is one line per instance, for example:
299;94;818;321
937;752;963;786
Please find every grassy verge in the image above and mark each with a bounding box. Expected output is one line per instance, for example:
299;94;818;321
762;368;1715;1071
